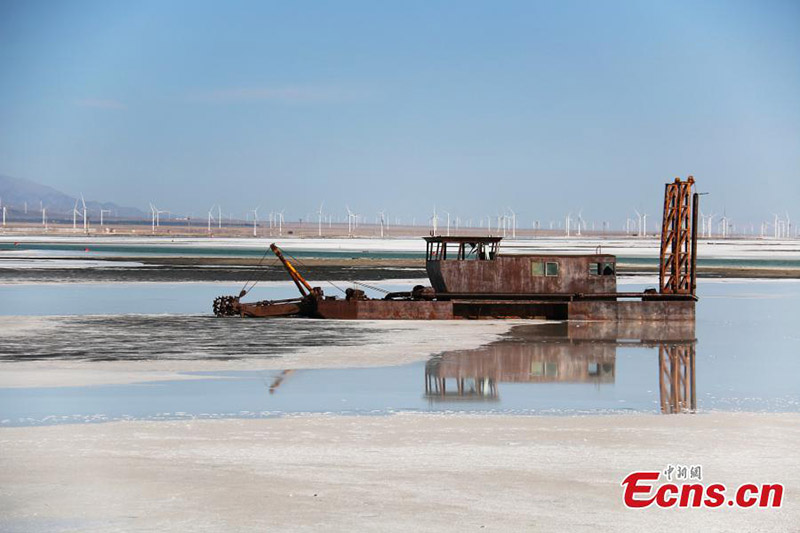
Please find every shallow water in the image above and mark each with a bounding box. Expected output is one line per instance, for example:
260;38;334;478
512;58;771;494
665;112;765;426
0;279;798;425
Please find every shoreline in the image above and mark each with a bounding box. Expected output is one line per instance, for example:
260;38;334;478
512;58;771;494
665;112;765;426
3;234;800;279
2;253;799;279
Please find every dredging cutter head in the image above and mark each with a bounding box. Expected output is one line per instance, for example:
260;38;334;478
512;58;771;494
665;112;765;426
213;295;240;317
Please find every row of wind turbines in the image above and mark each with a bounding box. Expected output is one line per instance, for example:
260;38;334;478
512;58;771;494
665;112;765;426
697;211;793;239
68;195;112;232
197;203;796;241
0;195;795;240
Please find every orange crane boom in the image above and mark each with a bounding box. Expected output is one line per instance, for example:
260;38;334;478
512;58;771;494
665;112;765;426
270;243;314;297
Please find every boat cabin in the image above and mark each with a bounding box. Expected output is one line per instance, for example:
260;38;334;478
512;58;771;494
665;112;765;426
424;236;617;295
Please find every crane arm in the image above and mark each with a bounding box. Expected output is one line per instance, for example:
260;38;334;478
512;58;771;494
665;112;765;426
270;244;314;297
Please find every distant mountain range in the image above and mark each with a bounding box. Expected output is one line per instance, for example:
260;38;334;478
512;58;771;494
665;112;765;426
0;174;146;218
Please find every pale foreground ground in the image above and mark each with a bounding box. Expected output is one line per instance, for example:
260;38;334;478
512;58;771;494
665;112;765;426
1;413;798;532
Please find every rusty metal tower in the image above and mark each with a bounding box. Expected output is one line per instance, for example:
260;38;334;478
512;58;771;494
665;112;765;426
659;177;699;295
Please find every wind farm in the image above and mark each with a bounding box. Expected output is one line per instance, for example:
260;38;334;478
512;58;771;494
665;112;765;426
0;186;795;241
2;1;799;530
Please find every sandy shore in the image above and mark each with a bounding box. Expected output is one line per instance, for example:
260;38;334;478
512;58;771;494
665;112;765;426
1;412;797;532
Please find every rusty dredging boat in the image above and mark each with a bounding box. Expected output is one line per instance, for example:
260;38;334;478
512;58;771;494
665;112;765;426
213;177;699;321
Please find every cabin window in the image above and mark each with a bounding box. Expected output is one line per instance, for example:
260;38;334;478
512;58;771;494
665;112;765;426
464;242;485;260
588;362;599;376
428;240;498;261
441;242;456;260
531;261;544;276
545;262;559;277
589;262;601;275
426;242;442;260
601;262;616;276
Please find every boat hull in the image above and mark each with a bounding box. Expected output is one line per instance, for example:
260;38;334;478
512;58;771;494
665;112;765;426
237;301;303;318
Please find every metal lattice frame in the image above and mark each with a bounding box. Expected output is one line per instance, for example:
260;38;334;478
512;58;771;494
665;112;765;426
659;177;696;294
658;342;696;414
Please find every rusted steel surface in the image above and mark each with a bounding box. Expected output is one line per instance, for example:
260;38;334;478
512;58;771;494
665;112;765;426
216;294;695;321
238;301;302;318
314;299;454;320
437;292;695;301
452;301;568;320
213;295;304;317
659;177;697;295
568;300;695;321
427;254;617;294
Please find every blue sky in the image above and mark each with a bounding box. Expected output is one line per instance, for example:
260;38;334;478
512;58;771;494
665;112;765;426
0;0;798;226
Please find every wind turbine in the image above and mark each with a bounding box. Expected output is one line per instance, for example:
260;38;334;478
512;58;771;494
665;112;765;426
442;210;450;237
699;210;707;237
565;212;572;237
317;202;324;237
633;209;643;237
252;207;260;237
217;205;222;229
346;206;355;237
150;204;168;230
719;213;729;239
431;206;439;235
80;194;88;232
786;211;792;239
149;203;157;233
507;208;516;239
706;213;715;238
277;210;285;236
576;210;584;237
207;205;216;234
41;205;47;229
72;200;80;230
378;210;386;238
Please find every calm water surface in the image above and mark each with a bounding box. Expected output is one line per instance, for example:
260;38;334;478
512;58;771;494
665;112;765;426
0;279;798;425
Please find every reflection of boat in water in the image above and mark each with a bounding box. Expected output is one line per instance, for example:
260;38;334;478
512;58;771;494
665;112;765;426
425;321;696;414
425;327;615;402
